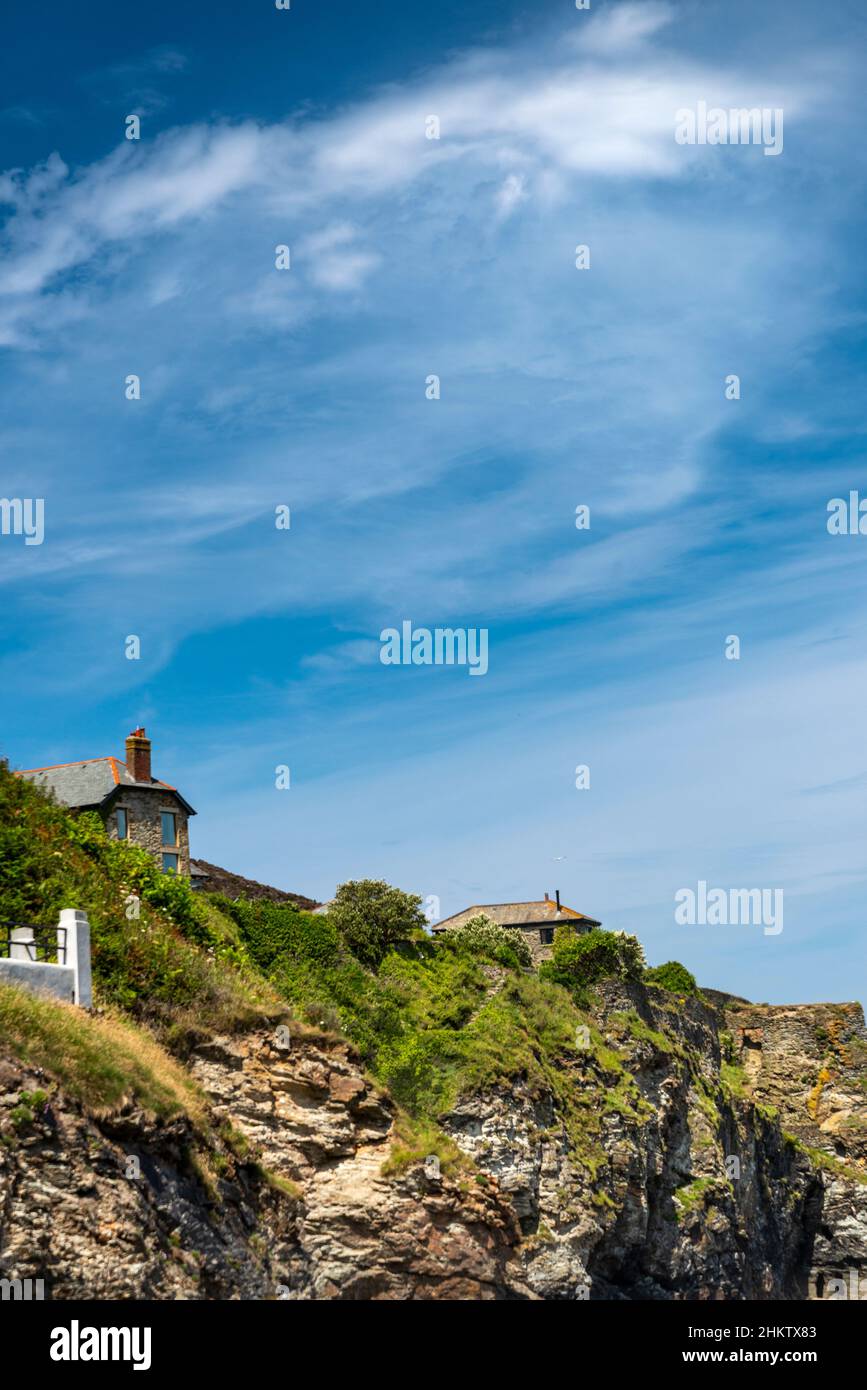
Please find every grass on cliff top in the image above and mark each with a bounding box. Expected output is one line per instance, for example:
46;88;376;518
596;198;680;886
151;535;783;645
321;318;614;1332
0;760;283;1044
252;922;599;1117
0;980;208;1128
217;898;658;1175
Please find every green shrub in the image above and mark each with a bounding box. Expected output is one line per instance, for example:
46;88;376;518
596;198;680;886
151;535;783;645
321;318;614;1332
0;762;279;1037
213;896;339;973
645;960;699;995
66;809;111;856
539;926;646;991
69;826;205;939
0;759;70;927
377;1029;463;1112
328;879;427;967
438;912;532;969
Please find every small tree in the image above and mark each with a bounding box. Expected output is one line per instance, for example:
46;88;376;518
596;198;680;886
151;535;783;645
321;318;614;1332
328;879;427;967
645;960;698;996
540;926;646;991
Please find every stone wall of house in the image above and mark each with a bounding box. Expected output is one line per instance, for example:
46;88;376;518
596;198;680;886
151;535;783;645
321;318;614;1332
104;788;190;876
521;927;555;966
519;921;593;967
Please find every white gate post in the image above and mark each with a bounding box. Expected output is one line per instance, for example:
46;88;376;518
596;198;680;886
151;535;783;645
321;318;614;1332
9;927;35;960
59;909;92;1008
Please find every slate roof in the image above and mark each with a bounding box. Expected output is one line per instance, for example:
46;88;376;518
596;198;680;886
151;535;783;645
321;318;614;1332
431;899;601;933
17;756;194;814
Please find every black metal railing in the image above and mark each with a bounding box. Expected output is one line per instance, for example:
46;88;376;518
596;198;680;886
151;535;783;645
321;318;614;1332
0;924;67;966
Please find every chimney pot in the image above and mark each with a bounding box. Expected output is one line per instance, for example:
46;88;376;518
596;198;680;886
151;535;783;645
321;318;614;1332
544;892;549;901
555;890;561;912
125;729;152;783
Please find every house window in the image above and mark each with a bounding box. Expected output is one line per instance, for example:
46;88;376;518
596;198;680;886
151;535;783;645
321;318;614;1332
162;853;179;875
116;808;128;840
161;812;177;846
539;927;555;945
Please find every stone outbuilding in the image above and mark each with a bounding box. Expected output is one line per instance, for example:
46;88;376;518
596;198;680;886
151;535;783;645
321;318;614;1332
17;729;195;876
431;892;601;965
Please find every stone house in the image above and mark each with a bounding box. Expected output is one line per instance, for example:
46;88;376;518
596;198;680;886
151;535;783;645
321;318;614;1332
18;729;195;876
431;892;601;966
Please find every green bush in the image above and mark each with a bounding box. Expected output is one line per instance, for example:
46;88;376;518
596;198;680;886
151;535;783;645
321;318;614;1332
213;896;339;973
328;879;427;967
66;809;204;939
0;758;70;927
539;926;646;992
0;762;278;1036
66;809;111;856
645;960;699;995
438;912;532;969
377;1028;463;1113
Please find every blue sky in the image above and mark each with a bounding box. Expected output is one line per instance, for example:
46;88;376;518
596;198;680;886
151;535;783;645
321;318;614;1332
2;0;866;1006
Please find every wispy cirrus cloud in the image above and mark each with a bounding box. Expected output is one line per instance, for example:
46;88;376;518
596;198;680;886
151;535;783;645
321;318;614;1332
79;45;190;117
0;2;816;315
1;0;866;1006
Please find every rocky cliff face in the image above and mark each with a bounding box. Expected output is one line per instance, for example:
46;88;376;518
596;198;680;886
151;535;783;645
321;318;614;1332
188;1032;524;1299
443;984;867;1300
2;983;865;1300
723;997;867;1300
0;1050;288;1301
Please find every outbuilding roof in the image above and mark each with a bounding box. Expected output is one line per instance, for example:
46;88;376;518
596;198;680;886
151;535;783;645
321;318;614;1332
431;899;601;933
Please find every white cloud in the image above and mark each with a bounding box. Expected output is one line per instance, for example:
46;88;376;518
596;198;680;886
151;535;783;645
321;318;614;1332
0;124;268;298
303;222;381;291
301;639;379;675
0;5;856;723
575;1;675;57
0;151;68;209
0;16;815;314
495;172;527;218
1;1;861;1010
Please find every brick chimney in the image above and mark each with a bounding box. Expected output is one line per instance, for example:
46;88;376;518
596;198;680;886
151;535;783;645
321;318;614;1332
125;728;152;783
